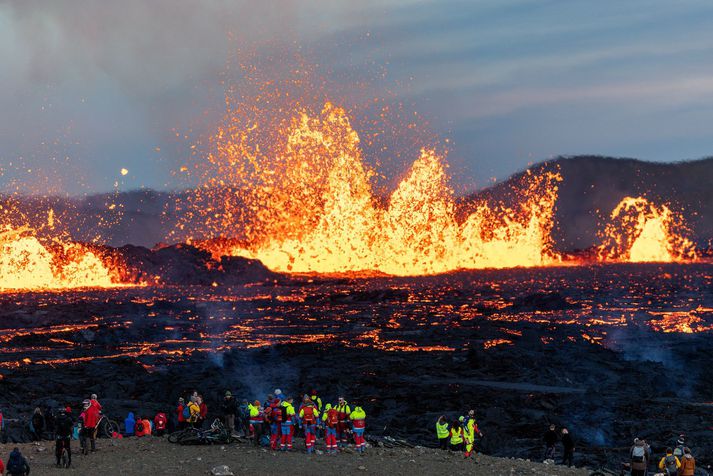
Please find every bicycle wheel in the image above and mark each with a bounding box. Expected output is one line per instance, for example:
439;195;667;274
102;419;119;438
168;430;185;444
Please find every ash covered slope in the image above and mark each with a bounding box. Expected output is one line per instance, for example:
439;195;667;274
4;156;712;251
464;156;713;251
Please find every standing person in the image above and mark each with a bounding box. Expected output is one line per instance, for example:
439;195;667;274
221;391;236;436
197;395;208;428
543;424;558;461
54;407;73;468
678;447;695;476
436;416;450;450
673;435;686;460
299;400;319;454
269;402;283;450
280;397;296;451
335;397;351;448
5;447;30;476
248;400;264;447
560;428;574;467
658;448;680;476
90;394;102;412
449;419;464;452
31;407;45;441
176;398;186;430
323;404;338;454
310;390;323;412
350;404;366;453
630;438;649;476
79;399;99;453
186;396;201;428
0;407;5;444
238;399;251;437
463;410;483;458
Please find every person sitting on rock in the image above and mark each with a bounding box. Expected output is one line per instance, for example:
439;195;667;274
5;447;30;476
543;424;558;461
124;412;136;437
54;406;73;467
449;419;464;452
678;447;696;476
436;416;450;450
658;447;681;475
153;412;167;436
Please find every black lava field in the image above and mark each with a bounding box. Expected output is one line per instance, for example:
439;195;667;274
1;262;712;468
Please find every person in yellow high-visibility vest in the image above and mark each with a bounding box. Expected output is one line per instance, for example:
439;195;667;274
436;416;450;450
449;419;464;452
463;410;483;458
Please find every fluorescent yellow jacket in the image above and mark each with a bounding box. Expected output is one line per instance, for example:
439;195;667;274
187;402;200;423
450;427;464;445
248;404;259;418
281;401;295;417
436;421;449;439
322;404;331;422
350;407;366;420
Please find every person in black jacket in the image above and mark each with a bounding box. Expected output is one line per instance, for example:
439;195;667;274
561;428;575;467
54;407;73;467
31;407;45;441
543;424;558;460
221;391;237;436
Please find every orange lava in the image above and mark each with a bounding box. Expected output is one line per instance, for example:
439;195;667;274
597;197;697;263
0;225;126;291
182;98;562;275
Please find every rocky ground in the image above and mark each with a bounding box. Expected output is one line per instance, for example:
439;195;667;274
0;436;589;476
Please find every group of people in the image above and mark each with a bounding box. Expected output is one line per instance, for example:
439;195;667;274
543;424;575;467
435;410;483;458
629;436;697;476
194;389;367;454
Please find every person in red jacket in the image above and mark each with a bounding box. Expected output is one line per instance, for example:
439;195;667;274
335;397;351;448
79;399;100;453
177;397;186;430
197;395;208;428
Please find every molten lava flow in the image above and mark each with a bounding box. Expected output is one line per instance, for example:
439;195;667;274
597;197;697;263
0;226;123;291
188;101;562;276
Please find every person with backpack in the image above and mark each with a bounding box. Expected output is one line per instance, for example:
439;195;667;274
176;398;186;430
54;407;73;468
436;416;450;450
221;391;236;437
678;447;696;476
335;397;351;448
279;397;296;451
350;404;366;453
299;400;319;453
560;428;575;467
463;410;483;458
673;435;686;460
323;403;338;454
248;400;264;447
153;412;167;436
5;447;30;476
658;447;681;476
238;399;251;438
543;424;558;461
309;390;323;412
269;401;283;450
185;396;200;428
30;407;45;441
630;438;650;476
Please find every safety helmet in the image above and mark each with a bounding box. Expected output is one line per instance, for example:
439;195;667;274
82;399;91;408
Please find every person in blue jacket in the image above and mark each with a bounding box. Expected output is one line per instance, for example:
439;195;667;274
124;412;136;436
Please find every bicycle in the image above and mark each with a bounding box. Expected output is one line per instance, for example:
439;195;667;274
96;414;120;438
168;419;233;445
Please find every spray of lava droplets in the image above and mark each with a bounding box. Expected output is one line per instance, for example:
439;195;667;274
174;65;563;276
597;196;697;263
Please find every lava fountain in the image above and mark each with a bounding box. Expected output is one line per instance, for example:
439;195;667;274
597;196;697;263
185;101;562;276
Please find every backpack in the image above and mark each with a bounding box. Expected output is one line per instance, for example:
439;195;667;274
182;406;191;420
302;407;315;424
6;453;23;473
272;406;283;424
135;420;145;434
327;408;338;427
664;455;678;475
155;413;167;430
631;445;645;462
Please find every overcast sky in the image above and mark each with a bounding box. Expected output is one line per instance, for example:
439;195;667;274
2;0;713;195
